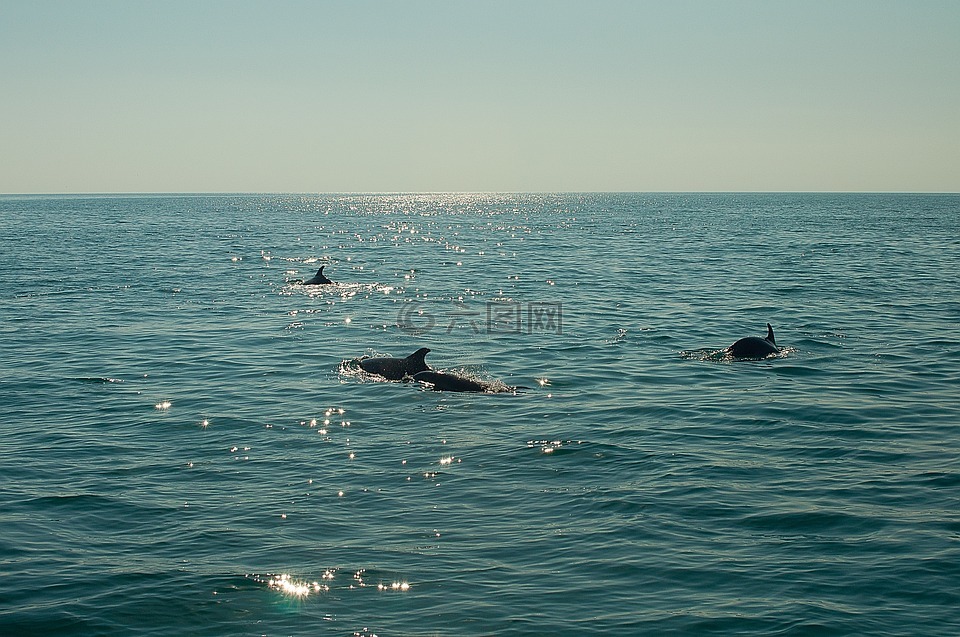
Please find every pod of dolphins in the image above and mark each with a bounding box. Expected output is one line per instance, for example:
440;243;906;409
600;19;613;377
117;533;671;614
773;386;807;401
350;329;782;393
294;265;784;393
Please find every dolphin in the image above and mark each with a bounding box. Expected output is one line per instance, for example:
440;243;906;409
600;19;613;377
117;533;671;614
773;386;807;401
358;347;431;380
302;266;333;285
412;370;491;392
412;370;527;393
727;323;780;359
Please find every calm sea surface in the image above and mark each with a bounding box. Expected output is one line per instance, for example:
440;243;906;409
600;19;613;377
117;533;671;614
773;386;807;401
1;193;958;636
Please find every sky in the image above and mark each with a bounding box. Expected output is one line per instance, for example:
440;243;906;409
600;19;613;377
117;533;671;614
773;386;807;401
1;0;958;193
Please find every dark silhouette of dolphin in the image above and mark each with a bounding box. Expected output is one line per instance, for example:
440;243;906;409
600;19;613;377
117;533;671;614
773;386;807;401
412;370;491;392
358;347;431;380
727;323;780;359
412;370;527;393
302;266;332;285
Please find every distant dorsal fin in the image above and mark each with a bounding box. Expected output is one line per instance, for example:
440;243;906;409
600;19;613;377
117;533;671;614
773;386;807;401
765;323;776;346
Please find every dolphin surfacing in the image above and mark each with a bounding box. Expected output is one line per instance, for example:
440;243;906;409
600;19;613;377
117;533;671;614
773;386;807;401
412;370;491;392
412;370;527;393
302;266;333;285
358;347;431;381
727;323;780;359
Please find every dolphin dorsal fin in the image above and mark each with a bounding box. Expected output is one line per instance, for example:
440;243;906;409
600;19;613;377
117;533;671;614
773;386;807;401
317;266;325;275
765;323;776;346
407;347;430;363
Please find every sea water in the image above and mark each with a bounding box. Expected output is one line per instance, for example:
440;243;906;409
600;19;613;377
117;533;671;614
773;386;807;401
1;193;958;636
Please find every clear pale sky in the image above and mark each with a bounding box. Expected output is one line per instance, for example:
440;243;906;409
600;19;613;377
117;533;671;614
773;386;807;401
2;0;958;193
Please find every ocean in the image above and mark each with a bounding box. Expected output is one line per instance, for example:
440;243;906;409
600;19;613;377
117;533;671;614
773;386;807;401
1;193;958;636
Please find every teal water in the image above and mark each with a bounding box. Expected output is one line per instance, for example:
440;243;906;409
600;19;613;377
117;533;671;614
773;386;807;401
1;193;958;635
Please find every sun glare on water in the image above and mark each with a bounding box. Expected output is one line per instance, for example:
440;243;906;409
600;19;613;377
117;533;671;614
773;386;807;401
268;574;326;597
261;570;408;599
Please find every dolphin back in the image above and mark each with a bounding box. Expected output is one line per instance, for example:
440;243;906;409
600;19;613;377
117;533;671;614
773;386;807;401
359;348;431;380
359;356;406;380
727;323;780;359
412;371;488;392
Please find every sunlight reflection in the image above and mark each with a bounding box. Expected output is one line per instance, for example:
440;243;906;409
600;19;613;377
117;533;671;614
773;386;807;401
527;439;584;454
269;574;310;597
302;418;328;435
256;571;371;600
155;400;172;410
377;582;410;592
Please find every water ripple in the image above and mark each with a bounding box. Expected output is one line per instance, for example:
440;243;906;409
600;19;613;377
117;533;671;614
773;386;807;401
2;193;959;635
